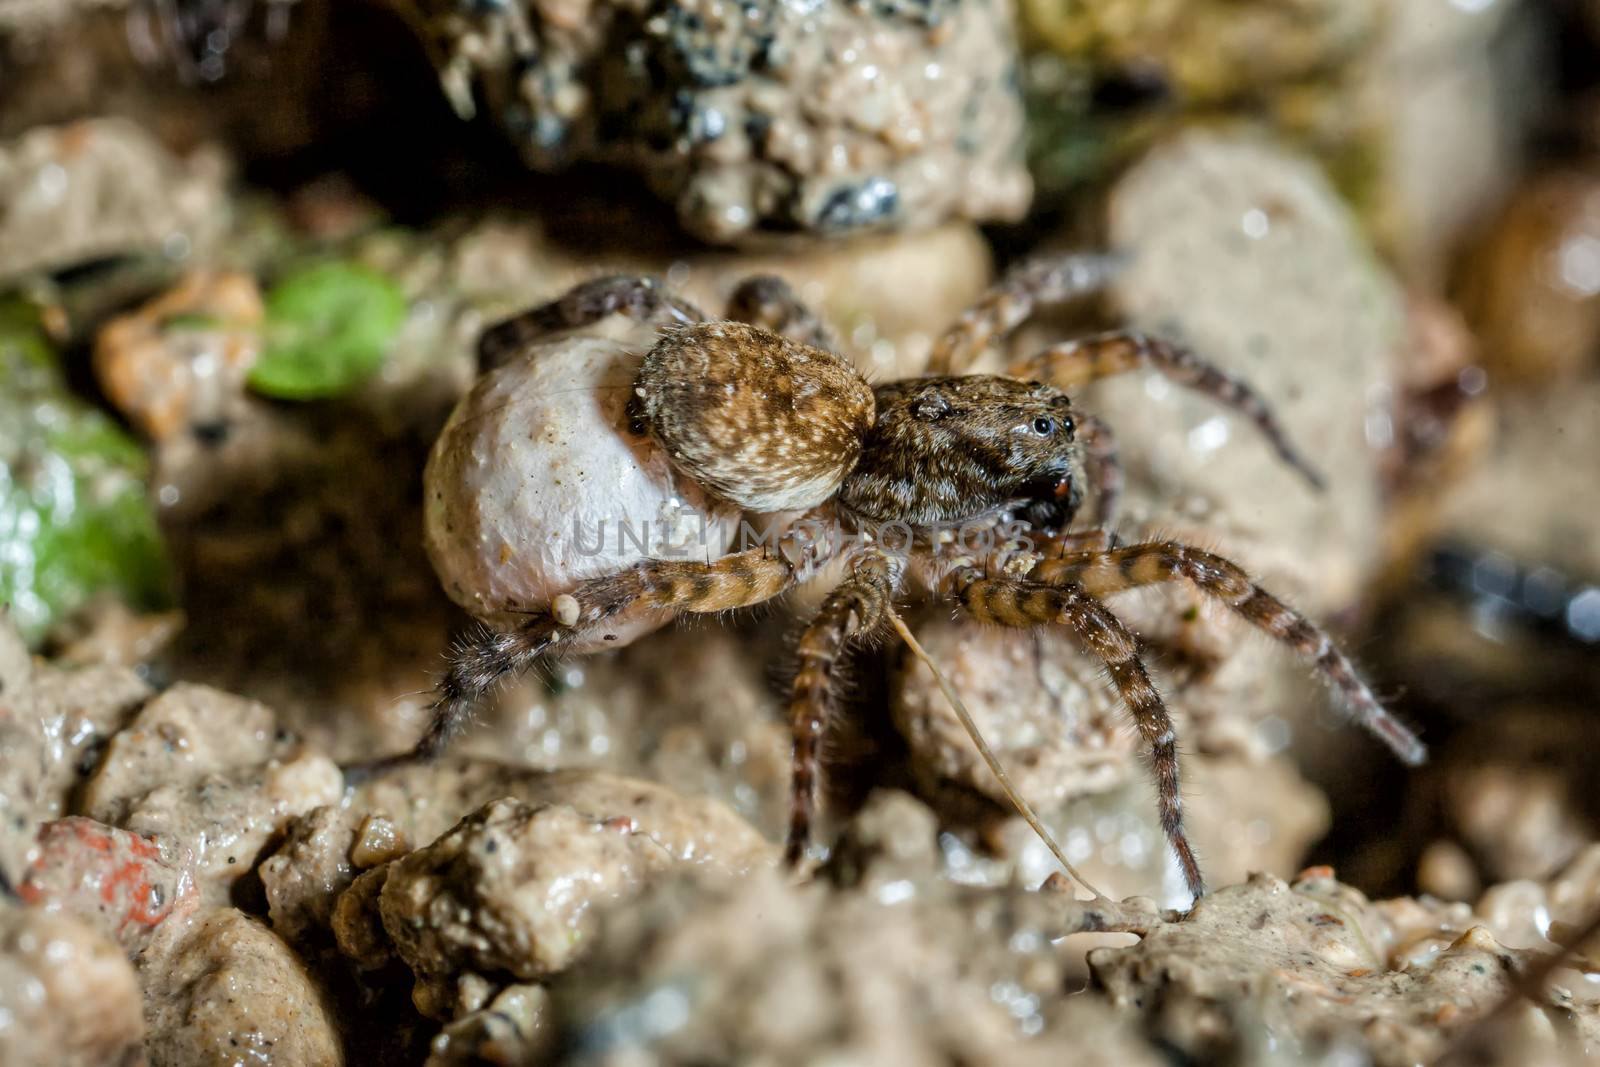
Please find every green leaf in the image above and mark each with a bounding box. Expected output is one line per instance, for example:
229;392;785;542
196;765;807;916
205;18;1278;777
249;261;408;400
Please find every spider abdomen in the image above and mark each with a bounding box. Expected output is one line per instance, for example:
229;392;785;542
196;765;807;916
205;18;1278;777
636;322;875;513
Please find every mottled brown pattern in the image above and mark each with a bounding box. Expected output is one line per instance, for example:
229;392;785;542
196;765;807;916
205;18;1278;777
371;261;1423;901
640;322;876;513
928;253;1122;374
727;274;838;351
355;549;795;774
784;552;894;866
1029;541;1425;766
955;570;1202;895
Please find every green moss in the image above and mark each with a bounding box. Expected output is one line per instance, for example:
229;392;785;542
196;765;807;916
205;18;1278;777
0;297;58;382
1022;56;1123;197
0;297;172;645
249;261;409;400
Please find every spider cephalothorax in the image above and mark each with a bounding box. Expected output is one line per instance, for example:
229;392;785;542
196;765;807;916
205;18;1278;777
358;259;1425;901
838;376;1082;528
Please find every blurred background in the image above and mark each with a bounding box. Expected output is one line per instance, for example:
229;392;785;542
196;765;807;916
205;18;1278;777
1;0;1598;1061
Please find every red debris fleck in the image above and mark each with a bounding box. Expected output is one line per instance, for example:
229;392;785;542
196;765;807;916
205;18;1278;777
20;817;195;949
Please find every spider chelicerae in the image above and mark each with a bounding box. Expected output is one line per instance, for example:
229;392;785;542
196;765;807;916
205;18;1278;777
361;255;1426;899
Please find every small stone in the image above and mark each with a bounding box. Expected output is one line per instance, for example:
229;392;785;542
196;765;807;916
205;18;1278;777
92;271;264;442
350;782;769;1018
0;905;145;1067
0;118;225;282
141;908;345;1066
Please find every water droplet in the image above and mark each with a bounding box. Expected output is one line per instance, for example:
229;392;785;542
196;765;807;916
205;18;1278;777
1187;416;1231;454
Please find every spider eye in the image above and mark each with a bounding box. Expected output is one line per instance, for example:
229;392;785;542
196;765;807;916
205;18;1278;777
1032;416;1055;436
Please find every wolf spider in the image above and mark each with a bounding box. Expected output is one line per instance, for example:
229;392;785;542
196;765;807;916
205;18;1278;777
363;255;1425;899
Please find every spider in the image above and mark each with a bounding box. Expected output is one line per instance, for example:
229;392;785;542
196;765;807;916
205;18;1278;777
359;255;1426;899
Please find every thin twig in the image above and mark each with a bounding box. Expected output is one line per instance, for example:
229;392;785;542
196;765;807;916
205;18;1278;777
888;608;1105;900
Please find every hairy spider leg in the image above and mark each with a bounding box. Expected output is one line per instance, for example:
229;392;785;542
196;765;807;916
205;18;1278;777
1029;541;1426;766
477;274;707;371
351;549;796;777
1008;331;1326;491
1029;529;1119;557
727;275;838;351
785;552;896;867
954;569;1204;899
928;253;1123;374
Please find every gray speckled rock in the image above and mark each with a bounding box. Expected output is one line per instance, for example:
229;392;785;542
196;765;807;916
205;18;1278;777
923;741;1330;910
142;907;344;1067
347;763;775;874
0;118;226;282
363;794;763;1018
82;683;343;905
0;616;150;884
396;0;1030;244
0;904;146;1066
1079;868;1600;1067
543;866;1164;1067
1097;130;1400;614
460;625;794;840
328;767;771;1020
